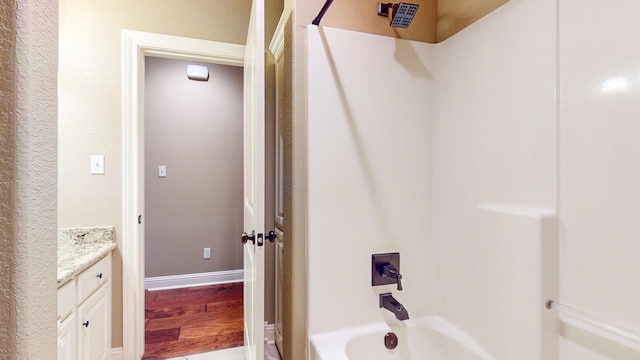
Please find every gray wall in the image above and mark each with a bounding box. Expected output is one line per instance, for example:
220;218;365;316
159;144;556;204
144;57;244;277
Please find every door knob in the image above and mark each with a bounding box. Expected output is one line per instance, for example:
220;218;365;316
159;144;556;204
241;230;256;244
265;230;277;243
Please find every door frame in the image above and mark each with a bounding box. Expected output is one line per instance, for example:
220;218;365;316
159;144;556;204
121;30;245;360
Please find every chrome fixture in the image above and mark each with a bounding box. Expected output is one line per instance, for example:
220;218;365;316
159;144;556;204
380;293;409;320
377;3;419;29
372;252;403;291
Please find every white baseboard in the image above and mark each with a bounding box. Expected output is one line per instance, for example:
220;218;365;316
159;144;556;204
264;322;275;345
111;347;123;360
145;269;244;291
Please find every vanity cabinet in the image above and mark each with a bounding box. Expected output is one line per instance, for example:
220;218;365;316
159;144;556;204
57;253;112;360
57;311;76;360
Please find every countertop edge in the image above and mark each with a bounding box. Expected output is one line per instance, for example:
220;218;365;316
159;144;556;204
57;242;116;287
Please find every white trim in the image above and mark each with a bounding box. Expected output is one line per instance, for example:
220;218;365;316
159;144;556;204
122;29;245;360
268;11;286;61
145;270;244;291
264;322;275;345
110;347;123;360
271;11;286;229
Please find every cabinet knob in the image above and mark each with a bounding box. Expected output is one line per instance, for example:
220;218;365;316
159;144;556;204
97;273;103;279
83;320;90;328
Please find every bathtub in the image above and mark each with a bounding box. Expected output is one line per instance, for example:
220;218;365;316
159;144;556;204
310;316;495;360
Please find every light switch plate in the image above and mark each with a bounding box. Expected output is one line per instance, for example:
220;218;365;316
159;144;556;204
159;166;167;178
91;155;105;175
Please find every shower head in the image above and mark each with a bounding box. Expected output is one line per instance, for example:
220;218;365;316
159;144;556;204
377;2;419;29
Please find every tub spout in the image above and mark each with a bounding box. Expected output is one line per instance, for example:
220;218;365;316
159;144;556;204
380;293;409;321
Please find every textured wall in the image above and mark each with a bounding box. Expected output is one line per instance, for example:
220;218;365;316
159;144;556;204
0;1;16;357
144;57;244;278
13;0;59;358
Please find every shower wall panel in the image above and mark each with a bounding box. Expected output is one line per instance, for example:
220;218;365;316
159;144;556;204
559;0;640;358
307;26;437;336
432;0;558;358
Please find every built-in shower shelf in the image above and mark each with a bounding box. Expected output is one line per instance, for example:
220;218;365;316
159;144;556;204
547;300;640;353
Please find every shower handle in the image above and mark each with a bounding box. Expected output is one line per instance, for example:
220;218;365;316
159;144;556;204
384;265;403;291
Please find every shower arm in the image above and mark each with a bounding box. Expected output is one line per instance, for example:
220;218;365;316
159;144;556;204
312;0;334;26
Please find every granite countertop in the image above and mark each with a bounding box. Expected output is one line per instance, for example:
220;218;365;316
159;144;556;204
58;226;116;287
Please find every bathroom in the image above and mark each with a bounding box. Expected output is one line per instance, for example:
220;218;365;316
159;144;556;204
303;0;640;358
3;0;640;359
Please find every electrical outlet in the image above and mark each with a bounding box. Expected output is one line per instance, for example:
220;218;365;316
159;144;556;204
203;248;211;259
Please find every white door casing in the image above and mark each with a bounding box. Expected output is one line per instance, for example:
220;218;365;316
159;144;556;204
268;11;286;356
243;0;266;359
122;30;244;360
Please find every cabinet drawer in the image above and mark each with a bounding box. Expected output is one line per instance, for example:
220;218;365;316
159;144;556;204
57;280;76;320
77;254;111;304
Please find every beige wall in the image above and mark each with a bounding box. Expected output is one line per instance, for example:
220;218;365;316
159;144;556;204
287;0;511;44
58;0;252;349
437;0;510;41
0;1;17;357
144;57;244;277
1;0;59;358
305;0;438;42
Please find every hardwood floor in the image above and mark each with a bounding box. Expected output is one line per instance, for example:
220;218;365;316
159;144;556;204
143;283;244;359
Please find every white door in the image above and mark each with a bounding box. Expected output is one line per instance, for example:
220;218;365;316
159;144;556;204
243;0;265;359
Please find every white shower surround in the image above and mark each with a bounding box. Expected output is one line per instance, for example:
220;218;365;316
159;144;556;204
308;0;640;358
307;0;554;359
307;25;435;337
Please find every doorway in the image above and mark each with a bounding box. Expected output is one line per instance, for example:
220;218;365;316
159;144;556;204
142;56;244;358
142;57;244;289
121;30;248;360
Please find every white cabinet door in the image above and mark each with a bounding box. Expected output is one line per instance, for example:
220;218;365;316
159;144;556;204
57;312;77;360
77;281;111;360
